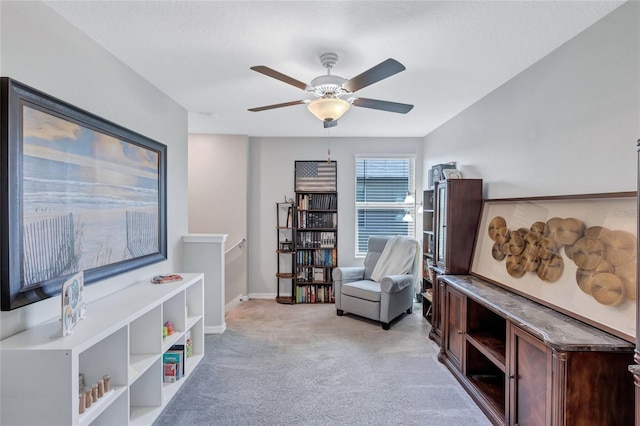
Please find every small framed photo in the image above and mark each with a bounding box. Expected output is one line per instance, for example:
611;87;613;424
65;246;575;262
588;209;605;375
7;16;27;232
443;169;462;179
61;271;86;336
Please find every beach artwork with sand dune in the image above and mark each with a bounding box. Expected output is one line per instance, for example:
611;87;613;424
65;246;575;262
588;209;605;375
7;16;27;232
21;105;160;288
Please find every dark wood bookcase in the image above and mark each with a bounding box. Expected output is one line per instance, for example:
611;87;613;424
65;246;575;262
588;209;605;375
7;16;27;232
422;187;435;322
293;161;337;304
428;178;483;345
434;178;483;274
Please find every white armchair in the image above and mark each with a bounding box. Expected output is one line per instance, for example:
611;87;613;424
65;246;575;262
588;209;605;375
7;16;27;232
332;235;420;330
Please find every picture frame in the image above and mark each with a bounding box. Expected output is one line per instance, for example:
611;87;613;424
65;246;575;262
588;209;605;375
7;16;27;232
1;78;167;311
61;271;85;336
470;192;636;342
294;160;337;192
442;169;462;180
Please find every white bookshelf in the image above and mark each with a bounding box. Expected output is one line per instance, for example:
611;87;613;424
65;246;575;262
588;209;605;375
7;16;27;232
0;273;204;426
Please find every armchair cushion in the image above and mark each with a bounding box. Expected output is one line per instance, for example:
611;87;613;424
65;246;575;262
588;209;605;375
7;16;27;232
340;280;381;302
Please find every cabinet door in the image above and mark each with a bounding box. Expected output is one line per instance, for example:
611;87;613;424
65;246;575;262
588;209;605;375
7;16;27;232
429;274;444;346
445;286;465;371
508;325;551;426
435;183;448;269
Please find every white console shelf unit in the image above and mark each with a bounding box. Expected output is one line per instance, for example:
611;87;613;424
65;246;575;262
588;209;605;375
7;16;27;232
0;272;205;426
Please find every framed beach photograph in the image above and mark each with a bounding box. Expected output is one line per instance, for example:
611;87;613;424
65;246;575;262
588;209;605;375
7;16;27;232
470;192;637;342
1;78;167;310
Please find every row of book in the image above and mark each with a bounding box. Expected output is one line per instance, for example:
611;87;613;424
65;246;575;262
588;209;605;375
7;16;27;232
296;249;337;267
296;266;333;282
163;331;192;383
296;284;334;303
163;344;185;383
296;211;337;229
297;193;337;211
297;231;336;248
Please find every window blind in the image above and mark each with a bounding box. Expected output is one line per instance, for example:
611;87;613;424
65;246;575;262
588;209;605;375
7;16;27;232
355;158;415;256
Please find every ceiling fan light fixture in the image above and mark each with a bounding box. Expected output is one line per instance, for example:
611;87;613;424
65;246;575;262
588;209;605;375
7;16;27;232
307;95;350;123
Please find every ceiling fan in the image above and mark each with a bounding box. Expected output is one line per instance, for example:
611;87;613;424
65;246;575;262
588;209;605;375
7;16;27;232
248;52;413;128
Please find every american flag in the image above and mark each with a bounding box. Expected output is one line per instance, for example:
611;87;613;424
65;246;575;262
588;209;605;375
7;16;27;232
295;161;337;191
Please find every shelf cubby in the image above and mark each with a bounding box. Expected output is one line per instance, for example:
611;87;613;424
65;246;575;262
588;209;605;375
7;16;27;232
130;358;163;412
466;343;506;415
84;388;128;426
466;298;506;368
163;291;186;335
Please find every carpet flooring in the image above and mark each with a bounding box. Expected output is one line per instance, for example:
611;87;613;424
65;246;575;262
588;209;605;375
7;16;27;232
153;299;491;426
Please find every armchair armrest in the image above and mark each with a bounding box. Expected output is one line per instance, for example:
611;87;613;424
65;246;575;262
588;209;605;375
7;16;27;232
333;266;365;311
332;266;365;283
380;274;414;293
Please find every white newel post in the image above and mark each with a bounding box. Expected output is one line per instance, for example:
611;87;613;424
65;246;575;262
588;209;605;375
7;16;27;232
183;234;228;333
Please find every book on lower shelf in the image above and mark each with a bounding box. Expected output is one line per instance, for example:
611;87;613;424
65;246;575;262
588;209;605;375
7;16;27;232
163;344;185;382
163;363;178;383
313;267;324;282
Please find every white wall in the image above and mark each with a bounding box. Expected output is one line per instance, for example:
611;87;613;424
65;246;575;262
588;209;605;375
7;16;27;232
423;1;640;198
0;1;188;339
187;134;248;306
248;137;423;297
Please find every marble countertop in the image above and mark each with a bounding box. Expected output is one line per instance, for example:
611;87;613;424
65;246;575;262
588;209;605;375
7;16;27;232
440;274;634;352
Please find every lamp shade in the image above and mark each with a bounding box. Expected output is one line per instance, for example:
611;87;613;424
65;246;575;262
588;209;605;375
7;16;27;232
402;212;413;222
404;192;415;204
307;96;350;122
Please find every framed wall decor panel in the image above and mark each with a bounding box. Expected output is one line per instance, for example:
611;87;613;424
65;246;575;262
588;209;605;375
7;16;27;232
0;77;167;311
471;192;636;342
295;161;337;192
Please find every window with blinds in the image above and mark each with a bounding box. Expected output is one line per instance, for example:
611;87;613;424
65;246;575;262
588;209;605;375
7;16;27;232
355;157;415;256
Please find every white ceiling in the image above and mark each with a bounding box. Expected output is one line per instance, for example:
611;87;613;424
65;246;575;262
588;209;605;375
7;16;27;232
43;1;624;138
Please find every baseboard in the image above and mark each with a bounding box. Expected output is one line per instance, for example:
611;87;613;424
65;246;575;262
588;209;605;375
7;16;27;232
226;293;244;312
248;293;280;299
225;293;284;312
205;323;226;334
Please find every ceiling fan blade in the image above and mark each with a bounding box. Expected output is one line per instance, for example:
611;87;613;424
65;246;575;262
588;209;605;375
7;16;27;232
250;66;308;91
323;120;338;129
343;58;406;92
352;98;414;114
248;100;306;112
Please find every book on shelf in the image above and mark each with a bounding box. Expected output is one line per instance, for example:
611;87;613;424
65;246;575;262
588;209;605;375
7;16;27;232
286;206;293;228
163;363;178;383
170;344;186;374
313;267;324;282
